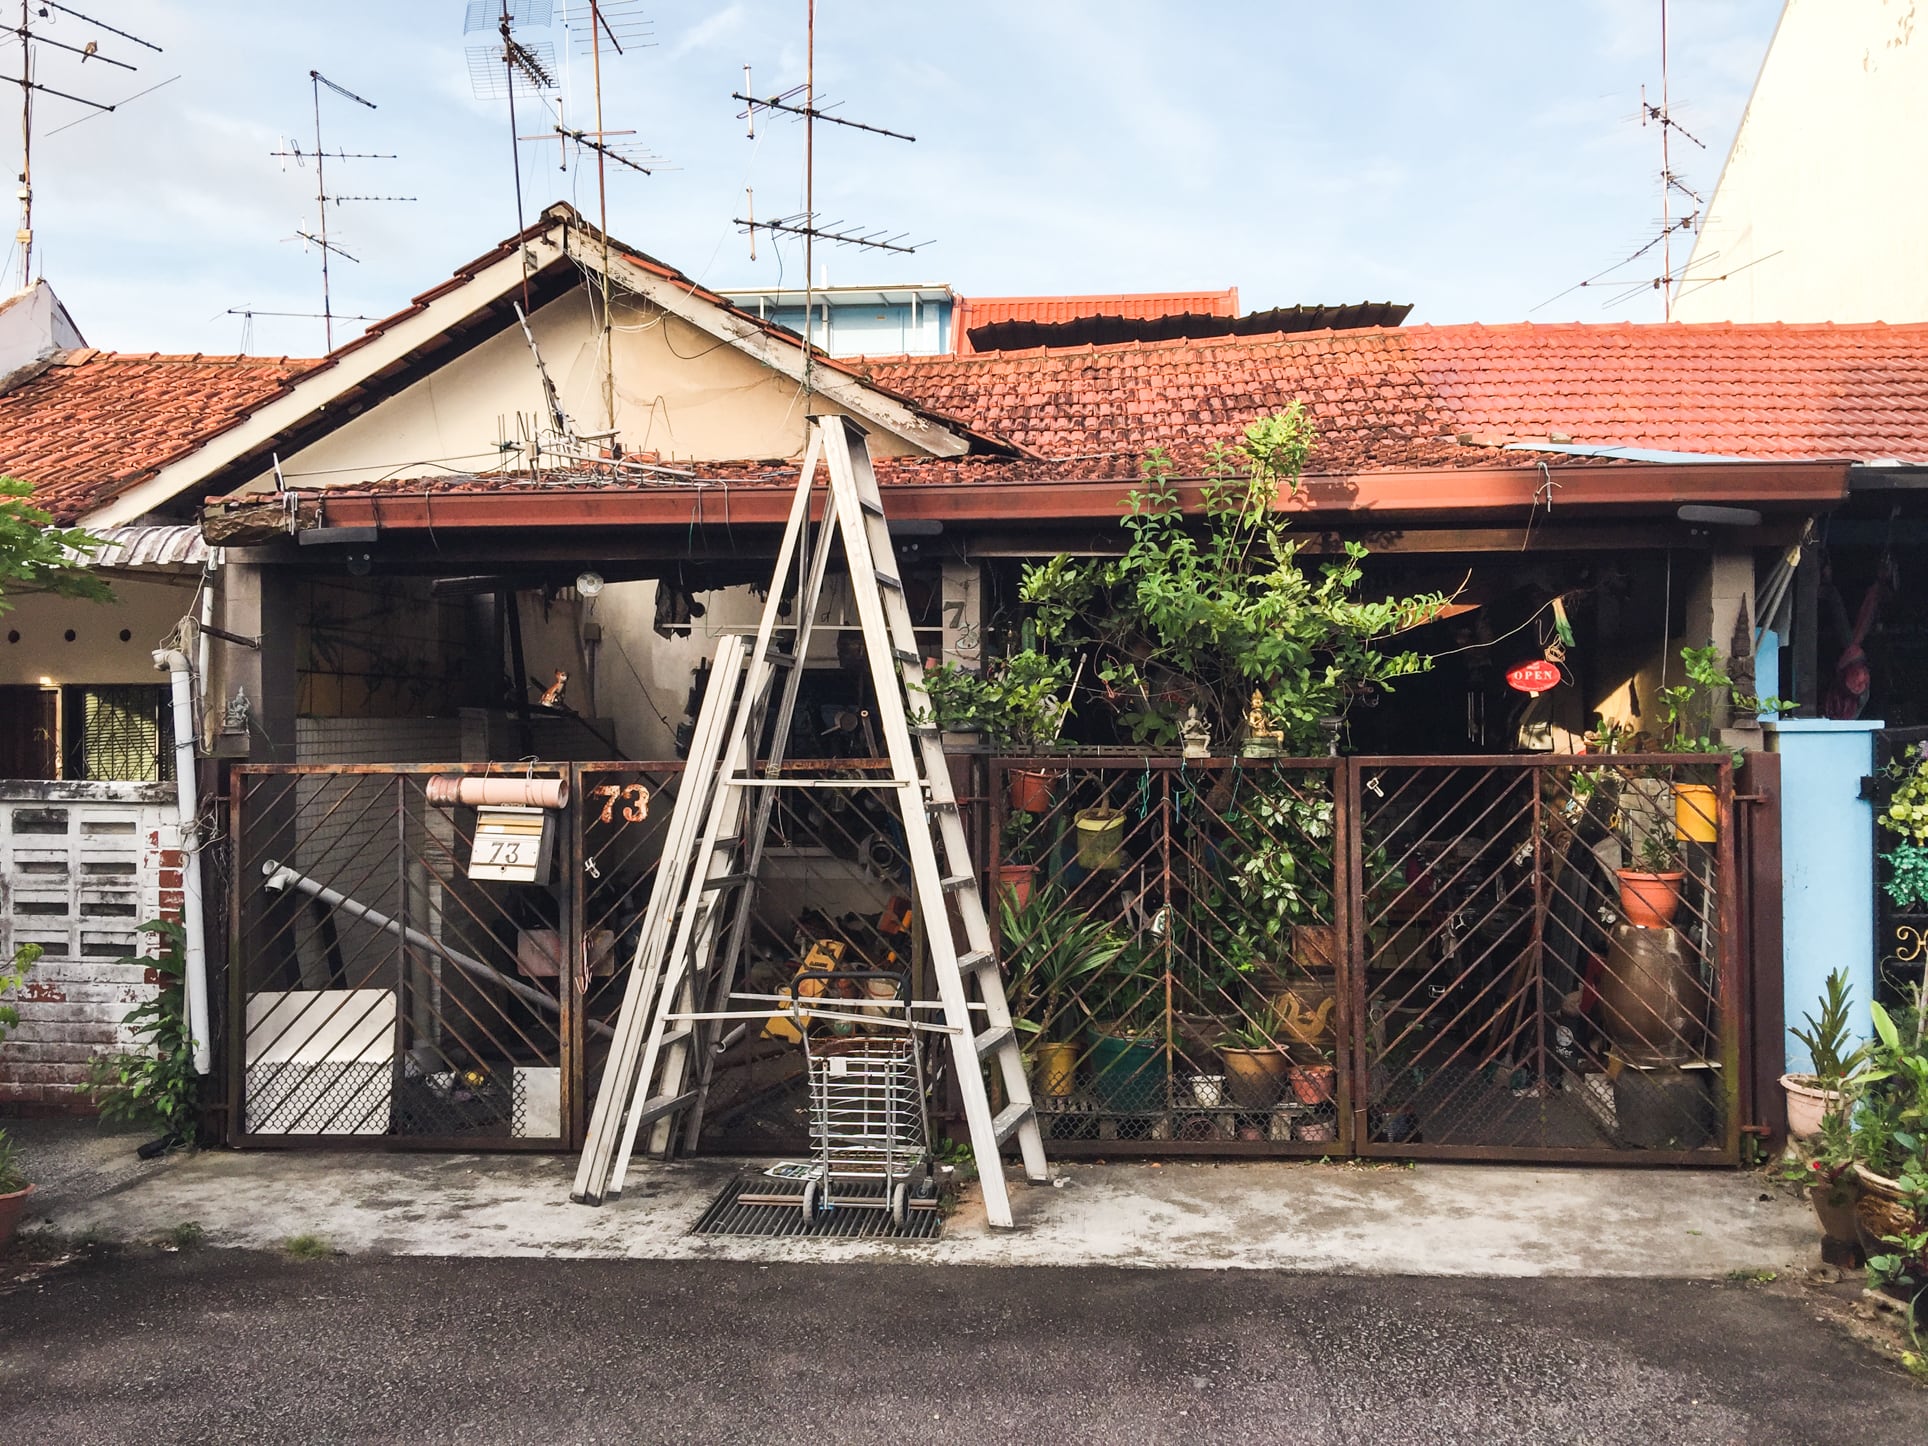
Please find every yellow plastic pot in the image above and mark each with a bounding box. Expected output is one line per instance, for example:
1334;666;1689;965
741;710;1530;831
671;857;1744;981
1674;784;1718;843
1034;1041;1078;1098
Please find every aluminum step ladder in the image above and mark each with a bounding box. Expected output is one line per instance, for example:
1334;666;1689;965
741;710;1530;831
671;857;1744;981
571;415;1048;1228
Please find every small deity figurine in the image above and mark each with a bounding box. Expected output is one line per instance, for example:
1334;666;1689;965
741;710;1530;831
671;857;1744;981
1242;690;1283;757
1179;705;1212;760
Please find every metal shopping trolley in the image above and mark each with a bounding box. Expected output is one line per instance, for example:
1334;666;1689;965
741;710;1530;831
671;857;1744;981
793;970;937;1226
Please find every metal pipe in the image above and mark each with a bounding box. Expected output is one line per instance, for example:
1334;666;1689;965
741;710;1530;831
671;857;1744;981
154;649;213;1076
260;859;612;1039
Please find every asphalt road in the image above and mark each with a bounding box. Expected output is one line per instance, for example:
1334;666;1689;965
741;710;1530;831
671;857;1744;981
0;1249;1914;1444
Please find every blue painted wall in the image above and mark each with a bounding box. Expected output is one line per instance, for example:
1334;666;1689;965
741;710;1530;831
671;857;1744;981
1769;719;1880;1072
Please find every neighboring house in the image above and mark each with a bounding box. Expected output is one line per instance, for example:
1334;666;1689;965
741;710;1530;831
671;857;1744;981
1674;0;1928;323
0;324;313;1110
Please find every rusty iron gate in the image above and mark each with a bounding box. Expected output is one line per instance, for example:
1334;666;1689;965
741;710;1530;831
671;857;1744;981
988;753;1743;1164
226;752;1748;1164
1343;756;1738;1164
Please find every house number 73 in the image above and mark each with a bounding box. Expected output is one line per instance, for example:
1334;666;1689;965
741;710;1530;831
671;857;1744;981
591;784;650;824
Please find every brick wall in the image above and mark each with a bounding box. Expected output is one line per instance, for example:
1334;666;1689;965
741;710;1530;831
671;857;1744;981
0;782;179;1113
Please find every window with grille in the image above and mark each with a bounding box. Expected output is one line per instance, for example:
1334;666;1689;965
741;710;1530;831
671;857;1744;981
61;685;175;783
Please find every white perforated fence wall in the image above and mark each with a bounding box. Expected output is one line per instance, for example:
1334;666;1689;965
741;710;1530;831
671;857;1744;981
0;782;179;1109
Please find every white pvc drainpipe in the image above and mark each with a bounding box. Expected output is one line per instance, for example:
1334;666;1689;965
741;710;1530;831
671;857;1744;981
154;648;212;1075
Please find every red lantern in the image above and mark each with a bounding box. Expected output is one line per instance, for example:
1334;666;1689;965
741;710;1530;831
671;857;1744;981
1505;659;1562;696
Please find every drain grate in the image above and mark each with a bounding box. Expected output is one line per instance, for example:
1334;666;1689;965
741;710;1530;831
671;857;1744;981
690;1175;943;1241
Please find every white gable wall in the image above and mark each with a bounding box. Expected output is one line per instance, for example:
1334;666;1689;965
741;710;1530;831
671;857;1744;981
1675;0;1928;323
255;288;920;492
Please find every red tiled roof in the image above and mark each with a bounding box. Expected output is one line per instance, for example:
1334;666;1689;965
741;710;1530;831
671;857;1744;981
0;350;317;522
953;289;1239;354
860;320;1928;469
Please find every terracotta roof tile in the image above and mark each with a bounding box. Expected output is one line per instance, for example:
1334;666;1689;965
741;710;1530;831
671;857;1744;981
0;351;317;522
859;320;1928;469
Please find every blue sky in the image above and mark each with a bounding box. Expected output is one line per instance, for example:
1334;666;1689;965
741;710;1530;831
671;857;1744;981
15;1;1780;358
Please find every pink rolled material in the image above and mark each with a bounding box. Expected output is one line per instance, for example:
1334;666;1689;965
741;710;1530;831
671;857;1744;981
425;775;569;809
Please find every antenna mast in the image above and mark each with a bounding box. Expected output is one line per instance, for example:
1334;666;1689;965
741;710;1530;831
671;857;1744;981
269;72;413;351
733;0;924;401
7;0;159;290
1639;0;1706;319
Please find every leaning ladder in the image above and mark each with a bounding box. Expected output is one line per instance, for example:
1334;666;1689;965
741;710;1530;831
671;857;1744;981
570;415;1048;1228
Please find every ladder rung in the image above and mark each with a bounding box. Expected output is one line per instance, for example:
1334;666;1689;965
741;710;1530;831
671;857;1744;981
656;1026;693;1049
875;570;902;591
727;775;917;789
940;873;974;893
858;495;885;517
762;649;798;669
630;1091;697;1128
910;723;940;739
973;1024;1016;1060
702;872;751;891
956;949;995;974
991;1101;1034;1146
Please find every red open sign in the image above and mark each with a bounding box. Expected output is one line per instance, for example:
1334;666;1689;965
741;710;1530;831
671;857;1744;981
1506;659;1562;695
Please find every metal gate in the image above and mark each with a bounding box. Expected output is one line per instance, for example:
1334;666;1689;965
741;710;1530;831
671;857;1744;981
989;753;1743;1163
226;752;1747;1164
1346;756;1738;1163
228;764;574;1149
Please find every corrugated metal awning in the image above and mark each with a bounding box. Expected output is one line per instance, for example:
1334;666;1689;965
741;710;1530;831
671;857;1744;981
80;524;210;568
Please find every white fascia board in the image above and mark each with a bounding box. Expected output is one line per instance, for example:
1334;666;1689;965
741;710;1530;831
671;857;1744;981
83;245;538;528
576;234;970;459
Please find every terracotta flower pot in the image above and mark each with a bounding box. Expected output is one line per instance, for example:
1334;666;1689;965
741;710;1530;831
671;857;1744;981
1616;869;1685;929
1779;1073;1842;1142
1808;1180;1861;1245
0;1183;34;1250
1288;1062;1337;1106
997;863;1037;909
1008;768;1054;815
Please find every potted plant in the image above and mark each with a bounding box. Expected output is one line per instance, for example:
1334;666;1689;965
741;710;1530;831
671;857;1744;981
997;809;1044;909
1847;993;1928;1260
0;944;42;1248
1616;830;1686;929
1218;1016;1291;1109
999;883;1127;1100
921;650;1071;810
1015;407;1449;754
1782;968;1860;1141
1780;1106;1861;1261
1087;943;1166;1113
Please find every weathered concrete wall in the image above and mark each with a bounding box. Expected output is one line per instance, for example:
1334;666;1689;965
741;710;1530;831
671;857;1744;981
0;781;179;1113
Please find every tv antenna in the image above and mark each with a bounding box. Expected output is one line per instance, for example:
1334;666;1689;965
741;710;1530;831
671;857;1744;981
270;71;415;351
733;0;927;396
1639;0;1706;319
1533;0;1706;319
473;3;667;431
6;0;163;290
